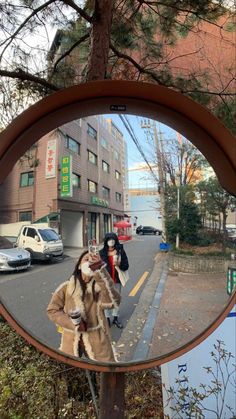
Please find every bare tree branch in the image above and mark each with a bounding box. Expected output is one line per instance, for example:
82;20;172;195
136;0;228;31
52;31;90;73
0;0;56;60
110;43;165;84
0;69;59;91
61;0;93;23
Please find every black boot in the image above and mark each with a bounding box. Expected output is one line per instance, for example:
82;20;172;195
106;318;111;327
113;316;123;329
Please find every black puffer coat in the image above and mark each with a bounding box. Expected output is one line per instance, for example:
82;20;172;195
99;233;129;284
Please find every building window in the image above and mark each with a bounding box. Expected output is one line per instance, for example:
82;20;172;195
115;170;121;180
72;173;81;188
20;171;34;187
88;150;98;165
116;192;122;203
66;135;80;154
19;211;32;222
111;122;122;140
114;150;120;161
88;212;97;241
88;180;97;193
102;186;110;199
101;137;109;150
102;160;110;173
87;124;97;140
103;214;110;236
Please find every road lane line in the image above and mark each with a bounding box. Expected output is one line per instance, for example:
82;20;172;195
129;271;149;297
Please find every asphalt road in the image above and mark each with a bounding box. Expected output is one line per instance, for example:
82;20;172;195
0;234;161;350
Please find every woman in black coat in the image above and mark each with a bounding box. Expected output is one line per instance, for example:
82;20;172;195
99;232;129;328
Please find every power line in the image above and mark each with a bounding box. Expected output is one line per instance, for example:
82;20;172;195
118;114;159;184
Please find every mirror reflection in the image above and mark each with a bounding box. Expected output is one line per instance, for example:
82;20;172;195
0;113;235;364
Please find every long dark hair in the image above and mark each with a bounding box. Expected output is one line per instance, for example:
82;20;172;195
72;250;98;302
103;232;121;253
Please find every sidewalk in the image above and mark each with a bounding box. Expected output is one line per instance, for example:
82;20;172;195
64;247;87;259
115;253;229;363
64;247;230;364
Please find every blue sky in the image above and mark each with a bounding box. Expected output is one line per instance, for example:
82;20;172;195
106;114;179;188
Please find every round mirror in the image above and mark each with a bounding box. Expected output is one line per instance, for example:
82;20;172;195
0;81;235;371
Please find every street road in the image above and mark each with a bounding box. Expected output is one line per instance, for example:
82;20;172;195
0;235;161;351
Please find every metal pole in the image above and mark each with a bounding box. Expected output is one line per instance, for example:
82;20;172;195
85;370;99;418
176;185;180;249
153;123;167;243
99;372;125;419
140;119;166;242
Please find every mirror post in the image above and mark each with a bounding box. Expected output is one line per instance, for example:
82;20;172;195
99;371;125;419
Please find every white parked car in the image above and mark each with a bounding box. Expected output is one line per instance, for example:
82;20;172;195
16;226;63;261
0;236;31;272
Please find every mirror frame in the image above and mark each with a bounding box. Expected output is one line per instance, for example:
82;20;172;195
0;80;235;372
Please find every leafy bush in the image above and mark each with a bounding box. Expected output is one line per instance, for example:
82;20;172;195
0;318;96;419
199;251;231;258
172;248;194;256
0;318;164;418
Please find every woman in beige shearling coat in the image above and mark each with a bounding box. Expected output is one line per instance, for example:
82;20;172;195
47;250;121;362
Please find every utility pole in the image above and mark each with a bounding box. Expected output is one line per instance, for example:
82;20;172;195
154;123;167;243
140;120;167;243
176;177;180;249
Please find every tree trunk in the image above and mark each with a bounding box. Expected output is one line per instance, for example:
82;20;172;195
86;0;114;81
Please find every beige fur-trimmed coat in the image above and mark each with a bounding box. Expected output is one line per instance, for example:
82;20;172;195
47;266;121;362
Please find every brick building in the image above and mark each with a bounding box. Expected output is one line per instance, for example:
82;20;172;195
0;116;128;247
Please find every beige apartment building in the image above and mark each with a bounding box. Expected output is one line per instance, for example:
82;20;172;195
0;115;127;247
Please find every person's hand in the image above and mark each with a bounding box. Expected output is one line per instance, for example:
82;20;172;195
113;255;119;266
89;259;105;271
69;309;81;326
89;254;105;271
78;319;87;332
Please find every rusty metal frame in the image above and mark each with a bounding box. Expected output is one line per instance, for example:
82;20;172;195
0;80;235;373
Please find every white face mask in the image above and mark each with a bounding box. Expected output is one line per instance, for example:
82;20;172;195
80;261;93;277
107;239;115;247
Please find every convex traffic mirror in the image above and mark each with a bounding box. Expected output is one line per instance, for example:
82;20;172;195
0;81;235;372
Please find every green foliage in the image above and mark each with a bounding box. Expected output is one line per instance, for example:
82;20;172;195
197;236;214;247
215;98;236;134
0;0;235;129
0;319;96;419
172;248;194;256
165;184;202;245
225;20;236;32
176;14;199;38
0;319;165;418
199;250;231;258
49;61;77;89
111;19;137;49
197;177;236;231
180;201;202;244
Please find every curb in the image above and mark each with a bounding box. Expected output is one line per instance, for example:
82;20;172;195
114;253;169;362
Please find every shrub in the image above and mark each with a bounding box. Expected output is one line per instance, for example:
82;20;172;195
0;319;164;418
0;319;96;419
172;248;194;256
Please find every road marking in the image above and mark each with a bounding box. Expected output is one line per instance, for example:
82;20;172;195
154;253;159;261
129;271;149;297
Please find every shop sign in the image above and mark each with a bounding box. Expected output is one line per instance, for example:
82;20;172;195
45;139;56;178
60;156;72;197
91;196;109;207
